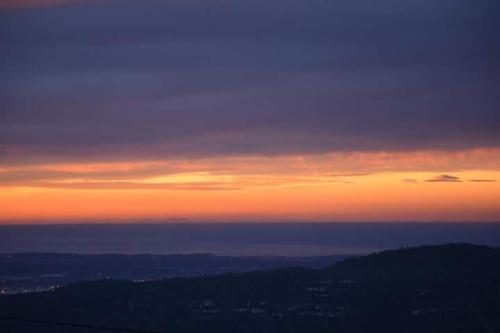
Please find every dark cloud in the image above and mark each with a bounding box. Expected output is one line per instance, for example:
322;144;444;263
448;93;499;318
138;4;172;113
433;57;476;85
1;0;499;163
425;175;463;183
469;179;497;182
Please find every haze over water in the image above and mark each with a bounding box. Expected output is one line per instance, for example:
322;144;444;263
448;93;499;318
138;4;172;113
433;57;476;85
1;222;500;257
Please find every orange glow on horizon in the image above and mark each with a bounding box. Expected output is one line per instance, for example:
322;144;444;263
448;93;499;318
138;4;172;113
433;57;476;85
1;150;500;223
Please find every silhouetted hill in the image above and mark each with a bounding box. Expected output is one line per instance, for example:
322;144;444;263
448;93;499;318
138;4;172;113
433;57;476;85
329;243;500;279
1;244;499;333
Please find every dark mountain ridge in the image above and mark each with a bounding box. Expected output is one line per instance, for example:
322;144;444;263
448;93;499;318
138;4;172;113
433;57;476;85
1;243;499;333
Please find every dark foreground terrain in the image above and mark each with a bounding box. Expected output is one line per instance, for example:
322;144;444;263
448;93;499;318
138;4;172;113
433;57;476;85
1;244;499;333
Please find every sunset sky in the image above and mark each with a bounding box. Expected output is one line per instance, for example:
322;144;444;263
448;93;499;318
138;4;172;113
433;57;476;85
1;0;499;223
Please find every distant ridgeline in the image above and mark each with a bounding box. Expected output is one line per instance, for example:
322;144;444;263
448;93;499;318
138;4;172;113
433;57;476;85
0;244;499;333
0;253;346;294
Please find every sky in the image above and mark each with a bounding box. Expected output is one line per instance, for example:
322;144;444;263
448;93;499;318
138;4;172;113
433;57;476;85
0;0;499;223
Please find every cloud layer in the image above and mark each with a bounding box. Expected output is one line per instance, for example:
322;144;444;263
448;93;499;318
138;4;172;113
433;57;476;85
1;0;499;164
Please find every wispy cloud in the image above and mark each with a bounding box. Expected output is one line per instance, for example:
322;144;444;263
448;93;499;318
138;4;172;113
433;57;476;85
331;172;372;177
425;175;462;183
25;181;240;191
468;179;497;182
0;165;178;184
402;178;419;184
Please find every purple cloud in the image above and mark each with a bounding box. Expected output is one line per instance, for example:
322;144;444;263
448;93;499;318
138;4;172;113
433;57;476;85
1;0;498;163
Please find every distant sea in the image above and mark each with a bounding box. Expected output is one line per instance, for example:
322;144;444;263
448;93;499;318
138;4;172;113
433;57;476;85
1;223;500;257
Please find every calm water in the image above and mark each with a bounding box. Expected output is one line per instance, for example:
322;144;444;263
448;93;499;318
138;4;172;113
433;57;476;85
1;223;500;256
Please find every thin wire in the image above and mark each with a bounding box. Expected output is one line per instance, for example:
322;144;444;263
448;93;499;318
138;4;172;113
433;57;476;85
0;315;164;333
